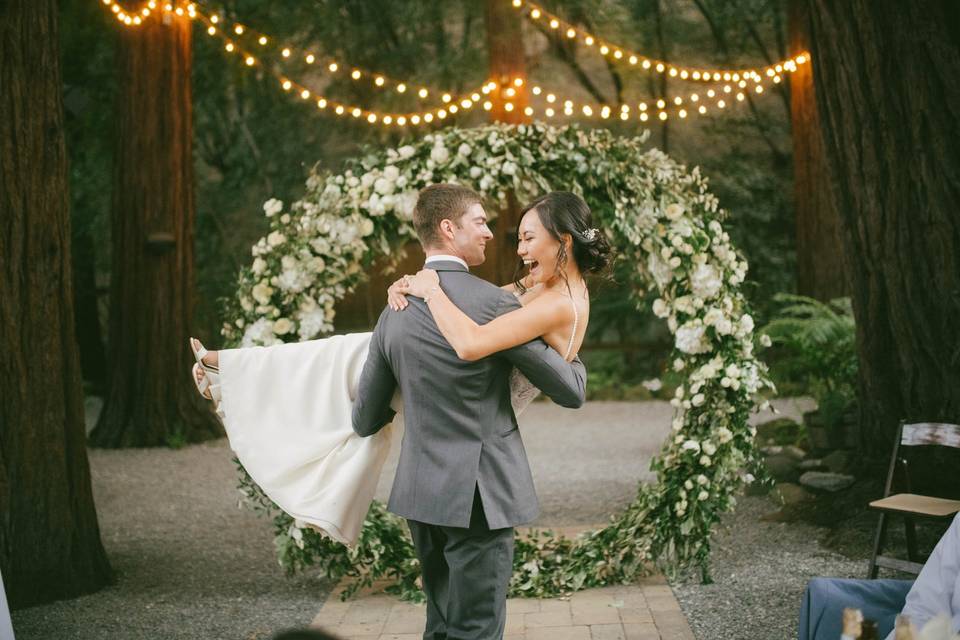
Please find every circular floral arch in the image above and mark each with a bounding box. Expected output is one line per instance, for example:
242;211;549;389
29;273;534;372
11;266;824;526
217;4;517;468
224;123;772;598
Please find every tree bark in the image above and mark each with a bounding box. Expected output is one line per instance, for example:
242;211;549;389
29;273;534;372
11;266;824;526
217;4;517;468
806;0;960;457
486;0;530;284
486;0;530;125
0;0;112;607
789;0;849;300
90;10;220;447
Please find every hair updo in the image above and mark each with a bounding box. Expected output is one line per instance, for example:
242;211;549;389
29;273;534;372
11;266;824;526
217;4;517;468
513;191;612;292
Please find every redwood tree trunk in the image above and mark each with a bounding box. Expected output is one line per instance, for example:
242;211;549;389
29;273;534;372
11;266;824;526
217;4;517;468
90;10;220;447
486;0;530;284
0;0;112;607
789;0;849;300
806;1;960;456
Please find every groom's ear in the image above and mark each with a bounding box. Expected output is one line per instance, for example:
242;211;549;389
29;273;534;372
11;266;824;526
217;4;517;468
438;218;456;240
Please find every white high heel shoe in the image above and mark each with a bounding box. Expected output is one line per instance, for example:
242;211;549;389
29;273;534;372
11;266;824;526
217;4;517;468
189;338;222;405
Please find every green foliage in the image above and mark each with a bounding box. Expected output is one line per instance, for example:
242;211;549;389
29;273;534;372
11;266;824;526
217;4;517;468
761;294;858;426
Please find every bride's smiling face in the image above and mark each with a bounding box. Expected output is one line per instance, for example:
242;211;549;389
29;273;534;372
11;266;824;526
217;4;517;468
517;208;566;285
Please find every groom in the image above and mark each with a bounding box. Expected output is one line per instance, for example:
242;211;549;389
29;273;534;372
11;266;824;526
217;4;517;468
352;183;586;640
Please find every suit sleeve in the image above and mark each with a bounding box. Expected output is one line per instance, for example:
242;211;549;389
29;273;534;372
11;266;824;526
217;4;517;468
496;293;587;408
351;309;398;437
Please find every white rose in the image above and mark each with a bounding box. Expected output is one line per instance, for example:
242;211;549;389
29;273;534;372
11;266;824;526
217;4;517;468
272;317;294;335
665;203;684;220
469;166;483;179
703;308;724;327
690;263;722;300
697;474;709;485
739;313;755;334
360;218;375;237
702;441;717;455
641;378;663;392
361;172;376;188
699;455;712;467
458;143;472;157
262;198;283;217
502;161;517;175
240;297;253;312
681;440;701;453
698;490;709;501
760;334;772;347
669;256;682;268
675;323;711;355
398;145;415;159
383;165;400;181
652;298;669;318
717;427;733;443
267;231;286;247
691;393;705;407
251;257;267;275
430;144;450;164
725;364;740;378
309;256;326;273
374;177;395;195
251;283;274;305
685;480;694;490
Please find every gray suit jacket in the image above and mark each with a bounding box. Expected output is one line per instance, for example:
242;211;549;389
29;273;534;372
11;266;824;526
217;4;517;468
351;260;586;529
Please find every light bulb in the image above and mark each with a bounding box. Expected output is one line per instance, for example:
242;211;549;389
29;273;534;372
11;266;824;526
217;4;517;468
419;88;428;98
513;77;524;87
328;62;337;72
383;115;393;124
367;114;377;123
245;56;255;66
281;79;292;90
659;111;668;121
679;109;687;118
629;55;638;65
282;48;290;58
411;115;420;124
300;89;310;99
305;54;315;64
546;93;556;103
504;102;515;112
351;107;361;117
545;108;555;117
482;101;493;111
258;36;267;45
642;60;651;69
442;93;452;102
234;24;243;34
582;105;593;116
397;83;407;93
351;70;361;80
532;86;542;95
374;76;385;86
669;67;678;77
524;106;533;116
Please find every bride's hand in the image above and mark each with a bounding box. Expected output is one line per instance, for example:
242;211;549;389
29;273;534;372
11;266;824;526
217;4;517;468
387;276;410;311
396;269;440;299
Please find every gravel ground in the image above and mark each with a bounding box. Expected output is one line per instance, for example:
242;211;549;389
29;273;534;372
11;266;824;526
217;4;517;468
12;397;826;639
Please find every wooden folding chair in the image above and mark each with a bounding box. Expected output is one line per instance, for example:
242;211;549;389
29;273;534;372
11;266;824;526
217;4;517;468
867;420;960;578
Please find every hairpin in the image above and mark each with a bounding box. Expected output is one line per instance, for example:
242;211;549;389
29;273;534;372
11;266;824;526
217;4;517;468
583;228;599;241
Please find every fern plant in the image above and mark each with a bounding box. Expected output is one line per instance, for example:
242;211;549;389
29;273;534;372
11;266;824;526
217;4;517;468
761;294;858;428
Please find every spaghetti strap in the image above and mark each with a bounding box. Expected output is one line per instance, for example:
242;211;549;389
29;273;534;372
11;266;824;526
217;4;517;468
564;297;579;360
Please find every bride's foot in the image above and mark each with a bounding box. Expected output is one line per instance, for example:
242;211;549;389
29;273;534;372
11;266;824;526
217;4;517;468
189;338;219;369
192;363;213;400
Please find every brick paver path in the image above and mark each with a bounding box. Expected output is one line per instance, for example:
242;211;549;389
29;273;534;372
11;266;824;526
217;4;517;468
310;528;695;640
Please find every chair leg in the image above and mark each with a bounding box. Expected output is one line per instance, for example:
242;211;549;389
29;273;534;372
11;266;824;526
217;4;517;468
904;516;919;562
868;512;889;579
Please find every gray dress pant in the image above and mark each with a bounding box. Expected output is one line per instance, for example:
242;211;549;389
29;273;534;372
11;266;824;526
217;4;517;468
407;487;515;640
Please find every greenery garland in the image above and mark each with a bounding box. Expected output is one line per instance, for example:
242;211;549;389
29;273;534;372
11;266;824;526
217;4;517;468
224;123;774;599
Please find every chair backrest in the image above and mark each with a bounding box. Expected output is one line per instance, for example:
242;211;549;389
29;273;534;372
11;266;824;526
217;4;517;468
900;422;960;449
883;421;960;498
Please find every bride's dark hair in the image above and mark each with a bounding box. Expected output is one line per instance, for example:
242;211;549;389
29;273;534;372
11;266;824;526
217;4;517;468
512;191;612;295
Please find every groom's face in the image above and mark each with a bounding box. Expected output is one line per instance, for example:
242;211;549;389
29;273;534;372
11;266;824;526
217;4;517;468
448;203;494;266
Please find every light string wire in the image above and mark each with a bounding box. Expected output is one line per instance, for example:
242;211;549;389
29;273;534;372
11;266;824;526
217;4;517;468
512;0;808;84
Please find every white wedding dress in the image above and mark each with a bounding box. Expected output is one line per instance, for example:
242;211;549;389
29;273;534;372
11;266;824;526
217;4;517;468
217;301;578;547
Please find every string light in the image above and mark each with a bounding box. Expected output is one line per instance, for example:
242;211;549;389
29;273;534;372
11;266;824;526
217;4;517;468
99;0;194;27
515;0;810;81
193;7;445;101
192;11;486;128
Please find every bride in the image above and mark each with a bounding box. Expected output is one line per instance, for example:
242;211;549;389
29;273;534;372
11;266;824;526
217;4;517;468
190;190;610;545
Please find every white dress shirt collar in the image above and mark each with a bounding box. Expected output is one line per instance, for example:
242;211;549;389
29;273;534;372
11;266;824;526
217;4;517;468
424;254;469;270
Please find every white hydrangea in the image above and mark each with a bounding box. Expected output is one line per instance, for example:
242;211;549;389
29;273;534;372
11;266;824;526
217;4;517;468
690;263;722;300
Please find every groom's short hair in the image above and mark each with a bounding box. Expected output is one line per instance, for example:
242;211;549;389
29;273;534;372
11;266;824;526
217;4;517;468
413;184;482;248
